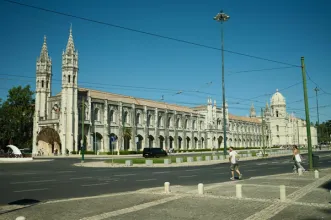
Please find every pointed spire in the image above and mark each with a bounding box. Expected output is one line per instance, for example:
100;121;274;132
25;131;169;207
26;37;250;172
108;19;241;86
265;101;269;110
65;24;75;54
39;35;49;61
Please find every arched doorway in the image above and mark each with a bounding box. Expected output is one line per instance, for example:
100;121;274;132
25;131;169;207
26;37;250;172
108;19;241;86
194;137;198;149
93;132;103;152
109;133;118;151
159;135;165;149
218;136;223;148
169;136;174;149
78;134;88;152
178;136;182;149
186;136;190;149
201;137;205;149
37;127;61;155
148;135;154;148
136;135;143;151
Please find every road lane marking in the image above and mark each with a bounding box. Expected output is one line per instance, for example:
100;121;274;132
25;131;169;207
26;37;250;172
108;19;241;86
271;162;279;164
152;171;170;174
178;175;197;178
70;177;93;180
57;171;76;173
82;183;109;187
256;163;267;165
184;169;201;172
213;172;228;175
113;174;136;177
11;180;56;184
14;188;49;193
12;172;37;175
136;179;157;182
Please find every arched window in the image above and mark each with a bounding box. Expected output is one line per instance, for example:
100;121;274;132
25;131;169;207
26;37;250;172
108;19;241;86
158;116;163;127
46;80;49;89
199;121;203;130
276;110;279;117
136;113;141;125
109;110;114;123
41;80;44;88
168;117;172;127
185;119;188;129
176;118;181;128
124;111;128;123
147;114;152;127
276;125;279;131
73;75;76;85
94;108;99;121
192;120;196;130
68;75;71;83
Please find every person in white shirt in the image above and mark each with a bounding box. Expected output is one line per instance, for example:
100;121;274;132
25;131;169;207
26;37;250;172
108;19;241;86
229;147;242;180
292;145;305;173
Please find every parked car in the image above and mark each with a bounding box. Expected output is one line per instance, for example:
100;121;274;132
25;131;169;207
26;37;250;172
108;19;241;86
143;148;167;158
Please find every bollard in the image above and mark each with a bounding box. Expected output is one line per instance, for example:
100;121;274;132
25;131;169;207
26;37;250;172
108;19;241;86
280;185;286;202
298;168;303;176
236;184;242;198
314;170;319;179
198;183;204;195
16;217;26;220
164;182;170;193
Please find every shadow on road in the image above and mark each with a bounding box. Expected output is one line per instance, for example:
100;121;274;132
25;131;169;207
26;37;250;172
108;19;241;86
0;199;40;215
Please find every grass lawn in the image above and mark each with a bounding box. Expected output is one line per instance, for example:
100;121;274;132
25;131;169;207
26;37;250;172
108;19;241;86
105;154;225;164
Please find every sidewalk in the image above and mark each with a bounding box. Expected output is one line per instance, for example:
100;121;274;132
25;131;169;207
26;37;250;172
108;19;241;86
1;169;330;220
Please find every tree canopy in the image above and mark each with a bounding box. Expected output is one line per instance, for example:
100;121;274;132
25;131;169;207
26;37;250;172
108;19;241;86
0;85;34;150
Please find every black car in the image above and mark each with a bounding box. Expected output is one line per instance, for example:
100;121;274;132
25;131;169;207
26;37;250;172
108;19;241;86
143;148;167;158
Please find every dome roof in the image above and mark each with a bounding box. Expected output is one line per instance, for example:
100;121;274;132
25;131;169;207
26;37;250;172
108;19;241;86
271;89;286;106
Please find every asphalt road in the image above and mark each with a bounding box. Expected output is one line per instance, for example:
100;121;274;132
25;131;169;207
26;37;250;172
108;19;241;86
0;151;330;205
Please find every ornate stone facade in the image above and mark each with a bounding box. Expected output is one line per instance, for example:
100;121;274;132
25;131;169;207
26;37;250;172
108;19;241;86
32;29;317;155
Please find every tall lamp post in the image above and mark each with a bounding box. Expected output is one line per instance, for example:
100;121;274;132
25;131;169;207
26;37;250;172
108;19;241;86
214;10;230;156
314;87;320;144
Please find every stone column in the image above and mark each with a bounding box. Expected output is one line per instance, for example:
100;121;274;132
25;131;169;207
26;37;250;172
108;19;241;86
103;99;109;152
131;104;136;151
144;106;148;149
118;102;123;151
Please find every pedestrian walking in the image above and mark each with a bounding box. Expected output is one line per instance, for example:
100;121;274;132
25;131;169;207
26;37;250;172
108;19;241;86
292;145;305;173
229;147;242;180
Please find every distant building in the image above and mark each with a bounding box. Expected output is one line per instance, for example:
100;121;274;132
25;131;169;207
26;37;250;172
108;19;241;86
32;28;317;155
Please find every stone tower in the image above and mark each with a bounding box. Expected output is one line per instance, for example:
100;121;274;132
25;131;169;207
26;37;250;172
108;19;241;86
60;26;79;154
32;36;52;154
249;103;256;117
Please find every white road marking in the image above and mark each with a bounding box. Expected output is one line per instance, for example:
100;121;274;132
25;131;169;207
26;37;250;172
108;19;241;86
213;172;228;175
82;183;109;187
70;177;93;180
178;175;197;178
256;163;267;165
136;179;157;182
184;169;201;172
14;188;49;193
11;179;56;184
113;174;136;177
271;162;279;164
152;171;170;174
57;171;76;173
12;172;37;175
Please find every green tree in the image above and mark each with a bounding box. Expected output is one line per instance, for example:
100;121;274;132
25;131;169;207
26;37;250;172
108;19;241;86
316;120;331;144
0;85;34;150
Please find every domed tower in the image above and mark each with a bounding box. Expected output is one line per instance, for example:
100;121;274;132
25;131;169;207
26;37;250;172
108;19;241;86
270;89;286;118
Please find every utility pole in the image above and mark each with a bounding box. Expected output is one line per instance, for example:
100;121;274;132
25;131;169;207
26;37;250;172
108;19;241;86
301;57;313;170
81;99;85;163
261;108;266;156
214;10;230;156
314;87;320;144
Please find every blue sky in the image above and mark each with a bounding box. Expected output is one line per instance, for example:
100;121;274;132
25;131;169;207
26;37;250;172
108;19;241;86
0;0;330;123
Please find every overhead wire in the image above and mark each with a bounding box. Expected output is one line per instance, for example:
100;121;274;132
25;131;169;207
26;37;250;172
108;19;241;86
3;0;300;67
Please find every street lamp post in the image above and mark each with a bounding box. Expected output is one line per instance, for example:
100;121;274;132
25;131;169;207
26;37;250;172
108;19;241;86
214;10;230;156
314;87;320;144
